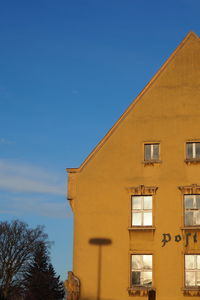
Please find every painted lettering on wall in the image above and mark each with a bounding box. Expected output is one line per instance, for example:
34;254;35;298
161;232;198;247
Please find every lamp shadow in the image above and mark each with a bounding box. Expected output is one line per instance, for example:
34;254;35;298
88;238;112;300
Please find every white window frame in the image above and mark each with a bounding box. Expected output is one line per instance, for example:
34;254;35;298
131;195;152;227
186;142;200;160
184;195;200;226
131;254;153;287
144;143;160;161
185;255;200;287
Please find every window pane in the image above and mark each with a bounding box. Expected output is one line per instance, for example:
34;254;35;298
195;211;200;225
152;144;159;160
196;195;200;209
143;212;152;226
132;213;142;226
185;211;194;226
186;143;193;159
185;255;196;269
197;272;200;286
132;255;142;270
142;271;152;286
132;196;142;209
197;256;200;269
185;271;195;286
195;143;200;158
132;271;140;286
143;255;152;269
144;144;151;161
185;195;194;209
143;196;152;209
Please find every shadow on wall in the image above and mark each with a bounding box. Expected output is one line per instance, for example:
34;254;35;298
88;238;112;300
87;238;156;300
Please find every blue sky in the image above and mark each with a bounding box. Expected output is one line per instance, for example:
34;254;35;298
0;0;200;280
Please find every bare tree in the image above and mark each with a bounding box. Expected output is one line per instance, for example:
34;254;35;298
0;220;51;299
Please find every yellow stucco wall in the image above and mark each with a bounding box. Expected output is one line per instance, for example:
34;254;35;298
67;32;200;300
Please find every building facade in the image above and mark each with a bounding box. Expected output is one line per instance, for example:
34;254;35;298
67;32;200;300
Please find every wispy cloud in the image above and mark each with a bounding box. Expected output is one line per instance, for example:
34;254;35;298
0;160;66;195
0;138;14;145
0;160;69;218
0;195;70;219
0;195;69;218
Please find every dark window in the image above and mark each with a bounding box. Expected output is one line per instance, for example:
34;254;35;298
184;195;200;226
186;142;200;160
131;255;152;287
144;144;159;161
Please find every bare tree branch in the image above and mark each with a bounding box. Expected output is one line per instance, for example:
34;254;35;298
0;220;51;299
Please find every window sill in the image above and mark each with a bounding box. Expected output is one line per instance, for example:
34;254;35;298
143;160;161;166
128;287;154;297
182;288;200;296
185;159;200;165
181;227;200;231
128;226;156;231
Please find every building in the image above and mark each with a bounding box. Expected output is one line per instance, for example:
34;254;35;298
67;32;200;300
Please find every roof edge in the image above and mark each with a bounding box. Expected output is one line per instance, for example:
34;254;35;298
66;31;199;174
66;168;79;173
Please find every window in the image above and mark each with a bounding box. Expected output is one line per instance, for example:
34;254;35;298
185;255;200;287
186;142;200;160
144;144;159;161
131;255;152;287
131;195;152;226
184;195;200;226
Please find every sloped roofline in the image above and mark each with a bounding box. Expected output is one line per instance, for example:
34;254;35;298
67;31;199;174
